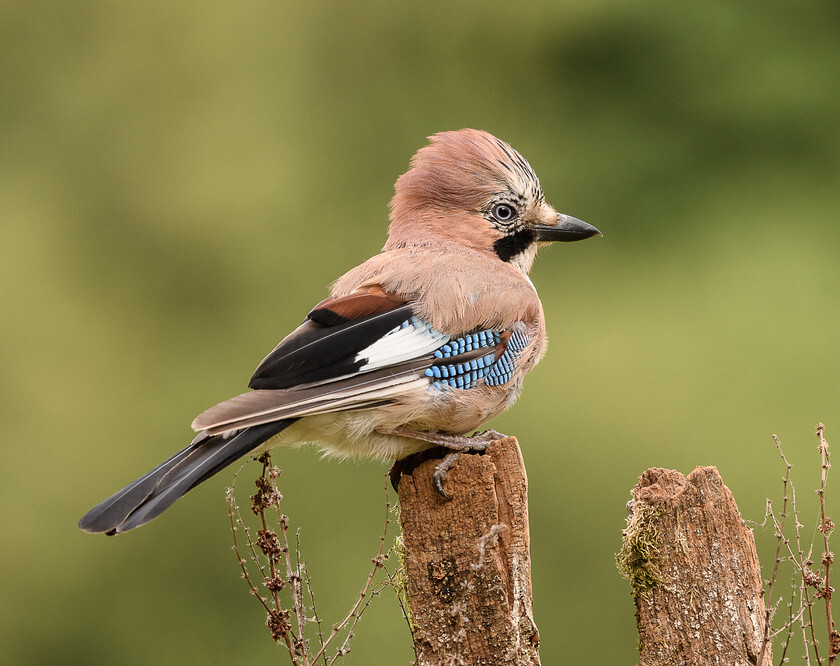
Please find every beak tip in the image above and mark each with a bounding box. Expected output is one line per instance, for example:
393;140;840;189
537;214;602;242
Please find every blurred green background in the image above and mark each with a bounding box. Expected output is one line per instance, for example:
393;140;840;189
2;1;839;663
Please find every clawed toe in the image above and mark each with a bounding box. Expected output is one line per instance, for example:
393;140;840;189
433;452;461;499
473;429;507;443
387;429;506;497
459;429;507;452
389;447;448;492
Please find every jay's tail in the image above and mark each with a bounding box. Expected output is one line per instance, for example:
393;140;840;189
78;420;294;535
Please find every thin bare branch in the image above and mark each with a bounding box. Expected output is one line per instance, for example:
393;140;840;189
815;424;838;664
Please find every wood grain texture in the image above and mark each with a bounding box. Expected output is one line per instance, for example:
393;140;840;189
618;466;770;666
398;437;540;665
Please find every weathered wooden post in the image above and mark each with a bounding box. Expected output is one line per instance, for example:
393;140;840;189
397;436;540;665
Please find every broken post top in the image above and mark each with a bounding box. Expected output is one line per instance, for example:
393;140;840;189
619;466;770;666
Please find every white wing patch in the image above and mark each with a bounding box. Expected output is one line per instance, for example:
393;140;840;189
357;316;450;371
195;315;453;436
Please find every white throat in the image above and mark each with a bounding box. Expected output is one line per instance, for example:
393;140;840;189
510;244;539;282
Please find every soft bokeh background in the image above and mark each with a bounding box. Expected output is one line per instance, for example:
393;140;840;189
2;1;839;663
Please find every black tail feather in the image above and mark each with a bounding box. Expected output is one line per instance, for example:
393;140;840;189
78;420;294;535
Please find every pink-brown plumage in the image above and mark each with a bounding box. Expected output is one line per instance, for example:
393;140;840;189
79;129;601;534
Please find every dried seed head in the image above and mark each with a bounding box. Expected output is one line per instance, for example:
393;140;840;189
257;529;283;563
266;608;291;642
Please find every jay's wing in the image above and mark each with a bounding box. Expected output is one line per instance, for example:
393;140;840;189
192;286;533;435
193;287;447;434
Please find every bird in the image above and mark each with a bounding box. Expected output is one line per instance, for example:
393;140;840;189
78;128;601;535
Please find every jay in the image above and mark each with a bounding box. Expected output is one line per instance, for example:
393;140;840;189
79;129;601;535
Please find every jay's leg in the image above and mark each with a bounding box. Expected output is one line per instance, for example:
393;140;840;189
381;427;508;498
383;426;507;451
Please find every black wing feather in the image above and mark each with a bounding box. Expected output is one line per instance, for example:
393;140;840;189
249;304;414;389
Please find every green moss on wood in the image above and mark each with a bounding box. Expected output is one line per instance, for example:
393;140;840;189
616;502;664;600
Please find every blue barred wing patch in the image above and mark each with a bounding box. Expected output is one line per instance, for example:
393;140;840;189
425;324;531;390
433;330;502;358
486;327;530;386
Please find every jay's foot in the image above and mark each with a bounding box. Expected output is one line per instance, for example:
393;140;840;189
387;446;448;492
383;428;508;498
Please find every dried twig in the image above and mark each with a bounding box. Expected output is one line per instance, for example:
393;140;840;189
758;435;794;665
816;424;838;663
757;425;837;666
228;453;402;665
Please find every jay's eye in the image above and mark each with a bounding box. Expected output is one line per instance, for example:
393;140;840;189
491;203;516;223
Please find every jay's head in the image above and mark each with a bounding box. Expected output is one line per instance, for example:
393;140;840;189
387;128;600;273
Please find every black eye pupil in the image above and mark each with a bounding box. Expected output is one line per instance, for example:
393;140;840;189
495;204;513;221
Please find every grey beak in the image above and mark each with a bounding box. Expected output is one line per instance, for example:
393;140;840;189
534;213;602;242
